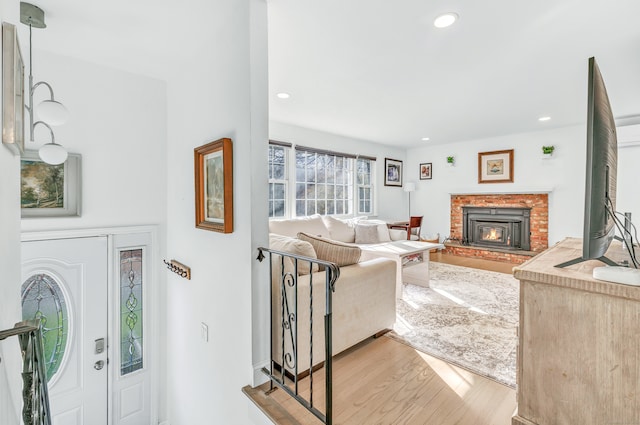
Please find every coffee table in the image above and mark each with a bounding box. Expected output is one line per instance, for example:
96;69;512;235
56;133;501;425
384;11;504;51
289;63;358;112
360;240;444;298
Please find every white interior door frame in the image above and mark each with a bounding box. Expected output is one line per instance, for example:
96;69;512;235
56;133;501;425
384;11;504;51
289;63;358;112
21;225;161;425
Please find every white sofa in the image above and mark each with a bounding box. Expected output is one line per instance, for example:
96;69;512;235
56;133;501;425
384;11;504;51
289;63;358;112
269;214;407;245
268;215;398;373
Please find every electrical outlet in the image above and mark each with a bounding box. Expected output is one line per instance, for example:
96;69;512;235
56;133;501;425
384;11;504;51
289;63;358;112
200;322;209;342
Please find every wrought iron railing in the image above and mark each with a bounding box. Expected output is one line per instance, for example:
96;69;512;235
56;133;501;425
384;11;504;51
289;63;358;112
0;319;52;425
257;247;340;425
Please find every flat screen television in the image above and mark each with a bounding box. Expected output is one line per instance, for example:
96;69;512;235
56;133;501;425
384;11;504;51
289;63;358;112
556;57;618;268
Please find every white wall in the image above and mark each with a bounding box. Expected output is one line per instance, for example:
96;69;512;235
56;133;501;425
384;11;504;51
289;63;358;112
164;0;270;423
0;4;30;423
270;121;407;220
406;126;588;245
0;58;22;425
19;50;168;232
617;144;640;229
406;125;640;245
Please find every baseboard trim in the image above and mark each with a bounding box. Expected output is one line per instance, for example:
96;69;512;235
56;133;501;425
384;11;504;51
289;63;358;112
253;361;269;387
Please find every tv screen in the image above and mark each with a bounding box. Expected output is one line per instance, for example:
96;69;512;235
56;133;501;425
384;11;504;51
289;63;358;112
556;57;618;268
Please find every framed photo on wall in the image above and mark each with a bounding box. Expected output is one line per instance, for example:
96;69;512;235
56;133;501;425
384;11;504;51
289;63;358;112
384;158;403;187
194;138;233;233
420;163;432;180
478;149;514;183
2;22;25;155
21;151;81;217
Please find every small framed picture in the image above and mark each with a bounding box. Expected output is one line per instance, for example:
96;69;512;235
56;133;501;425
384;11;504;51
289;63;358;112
478;149;514;183
21;151;81;217
384;158;403;187
194;138;234;233
420;163;432;180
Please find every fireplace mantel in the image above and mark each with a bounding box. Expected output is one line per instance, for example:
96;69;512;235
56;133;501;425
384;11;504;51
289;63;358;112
449;187;554;196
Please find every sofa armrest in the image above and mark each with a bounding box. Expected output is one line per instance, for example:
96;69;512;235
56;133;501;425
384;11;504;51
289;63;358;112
272;256;396;372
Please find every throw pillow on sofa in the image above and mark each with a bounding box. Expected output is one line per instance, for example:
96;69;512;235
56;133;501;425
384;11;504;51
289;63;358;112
359;220;392;242
269;233;319;275
297;232;362;266
321;215;356;243
354;223;381;244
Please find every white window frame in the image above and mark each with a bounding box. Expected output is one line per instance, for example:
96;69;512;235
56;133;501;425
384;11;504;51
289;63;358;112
268;142;290;218
294;149;354;217
269;142;377;219
355;157;375;215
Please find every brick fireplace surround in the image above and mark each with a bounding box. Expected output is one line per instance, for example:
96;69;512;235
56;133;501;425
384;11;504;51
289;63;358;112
445;193;549;264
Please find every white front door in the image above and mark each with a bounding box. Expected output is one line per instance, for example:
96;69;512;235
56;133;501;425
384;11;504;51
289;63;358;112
22;237;108;425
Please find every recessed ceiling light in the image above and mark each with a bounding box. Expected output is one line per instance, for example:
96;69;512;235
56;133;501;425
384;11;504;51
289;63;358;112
539;116;551;122
421;137;430;141
276;92;290;99
434;13;458;28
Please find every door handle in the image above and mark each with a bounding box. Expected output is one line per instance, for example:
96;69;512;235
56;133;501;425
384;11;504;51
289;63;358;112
94;360;105;370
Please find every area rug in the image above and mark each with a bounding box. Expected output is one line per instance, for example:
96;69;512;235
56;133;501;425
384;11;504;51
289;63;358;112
386;261;519;388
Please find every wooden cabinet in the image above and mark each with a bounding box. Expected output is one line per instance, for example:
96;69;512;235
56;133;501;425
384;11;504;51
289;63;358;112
513;238;640;425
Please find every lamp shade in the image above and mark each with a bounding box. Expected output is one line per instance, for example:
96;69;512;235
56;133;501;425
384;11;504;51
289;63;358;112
404;182;416;192
37;100;69;125
39;142;68;165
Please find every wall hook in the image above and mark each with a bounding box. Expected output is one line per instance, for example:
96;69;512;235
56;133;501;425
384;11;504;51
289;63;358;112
163;259;191;280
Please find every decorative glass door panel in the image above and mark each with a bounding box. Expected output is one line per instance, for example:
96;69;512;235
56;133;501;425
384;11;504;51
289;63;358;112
21;273;70;382
120;249;143;375
112;233;152;425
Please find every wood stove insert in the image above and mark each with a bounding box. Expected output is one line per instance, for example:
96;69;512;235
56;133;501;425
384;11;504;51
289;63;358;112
462;206;531;251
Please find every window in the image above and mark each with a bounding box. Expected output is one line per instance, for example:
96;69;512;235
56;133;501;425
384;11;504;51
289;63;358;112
295;149;354;216
268;143;289;218
357;158;374;214
268;141;376;218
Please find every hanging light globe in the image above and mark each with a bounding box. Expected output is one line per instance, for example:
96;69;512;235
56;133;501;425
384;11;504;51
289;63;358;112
37;100;69;125
39;142;68;165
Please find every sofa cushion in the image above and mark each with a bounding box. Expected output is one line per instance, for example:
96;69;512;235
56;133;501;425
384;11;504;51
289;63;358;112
268;214;329;238
321;215;356;243
357;220;392;243
269;233;319;275
354;224;382;244
297;232;361;266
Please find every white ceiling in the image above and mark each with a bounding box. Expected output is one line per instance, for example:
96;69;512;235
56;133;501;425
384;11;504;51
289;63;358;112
268;0;640;147
17;0;640;149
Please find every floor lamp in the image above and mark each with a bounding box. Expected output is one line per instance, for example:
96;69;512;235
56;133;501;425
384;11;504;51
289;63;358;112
404;182;416;217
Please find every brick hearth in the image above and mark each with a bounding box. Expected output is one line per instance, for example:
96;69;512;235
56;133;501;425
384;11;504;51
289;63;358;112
445;193;549;264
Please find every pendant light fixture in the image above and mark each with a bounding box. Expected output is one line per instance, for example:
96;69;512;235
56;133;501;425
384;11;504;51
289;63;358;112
20;2;70;165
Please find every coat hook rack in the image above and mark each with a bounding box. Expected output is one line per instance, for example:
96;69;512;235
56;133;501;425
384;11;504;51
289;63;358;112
163;259;191;280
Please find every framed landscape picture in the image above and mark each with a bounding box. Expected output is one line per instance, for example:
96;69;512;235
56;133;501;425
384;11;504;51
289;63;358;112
194;137;233;233
21;151;81;217
384;158;403;187
478;149;514;183
420;163;432;180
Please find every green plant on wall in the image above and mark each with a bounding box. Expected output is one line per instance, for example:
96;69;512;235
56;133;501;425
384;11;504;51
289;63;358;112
542;146;555;154
446;156;455;164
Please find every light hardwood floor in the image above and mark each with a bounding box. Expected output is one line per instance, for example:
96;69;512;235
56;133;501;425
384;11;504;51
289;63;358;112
244;255;518;425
